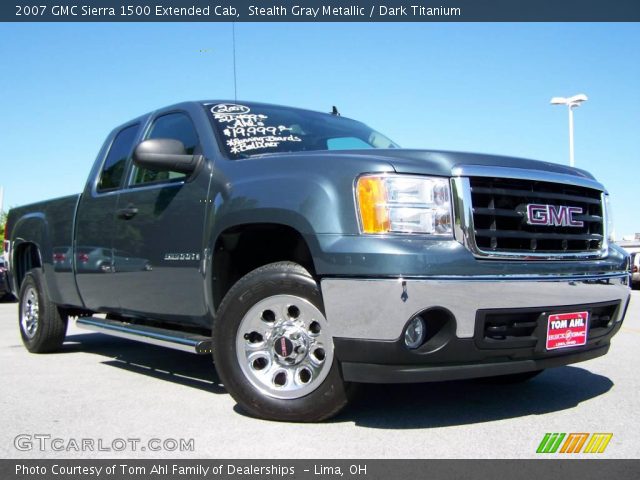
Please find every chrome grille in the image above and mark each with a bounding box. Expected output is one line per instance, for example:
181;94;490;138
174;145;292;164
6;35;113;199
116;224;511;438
468;177;604;257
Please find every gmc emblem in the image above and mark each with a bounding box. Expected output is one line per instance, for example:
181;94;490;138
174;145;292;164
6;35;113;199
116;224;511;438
525;204;584;227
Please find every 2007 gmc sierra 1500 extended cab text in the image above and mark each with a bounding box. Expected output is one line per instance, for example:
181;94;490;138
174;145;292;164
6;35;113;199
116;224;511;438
5;101;631;421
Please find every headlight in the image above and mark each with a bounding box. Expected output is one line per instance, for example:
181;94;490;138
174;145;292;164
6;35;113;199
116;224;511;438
604;194;615;243
356;174;452;235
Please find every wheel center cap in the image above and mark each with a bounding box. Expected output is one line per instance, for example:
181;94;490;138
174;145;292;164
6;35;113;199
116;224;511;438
274;336;294;358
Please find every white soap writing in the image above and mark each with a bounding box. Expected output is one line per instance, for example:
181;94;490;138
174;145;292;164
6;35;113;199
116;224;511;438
210;104;301;154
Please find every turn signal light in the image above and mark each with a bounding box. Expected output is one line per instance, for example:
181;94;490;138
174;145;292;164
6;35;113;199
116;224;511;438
356;176;390;234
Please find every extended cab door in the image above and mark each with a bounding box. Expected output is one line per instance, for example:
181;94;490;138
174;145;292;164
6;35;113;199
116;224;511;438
75;123;141;311
110;110;210;323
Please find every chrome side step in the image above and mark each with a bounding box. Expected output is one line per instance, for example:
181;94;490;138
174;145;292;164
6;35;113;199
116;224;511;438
76;317;212;355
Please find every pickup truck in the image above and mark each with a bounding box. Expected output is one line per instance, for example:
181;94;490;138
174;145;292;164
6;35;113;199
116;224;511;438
5;101;631;422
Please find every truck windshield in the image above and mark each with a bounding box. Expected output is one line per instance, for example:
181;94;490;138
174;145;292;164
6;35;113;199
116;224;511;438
204;102;399;159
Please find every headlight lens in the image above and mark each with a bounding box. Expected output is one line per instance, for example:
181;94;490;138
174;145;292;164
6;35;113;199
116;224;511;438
356;175;452;235
604;194;615;243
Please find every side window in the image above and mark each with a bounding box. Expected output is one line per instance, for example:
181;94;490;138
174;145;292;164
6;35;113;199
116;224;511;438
97;124;139;192
132;112;199;186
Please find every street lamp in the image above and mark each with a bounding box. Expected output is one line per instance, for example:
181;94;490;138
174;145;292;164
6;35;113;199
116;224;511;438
550;93;588;167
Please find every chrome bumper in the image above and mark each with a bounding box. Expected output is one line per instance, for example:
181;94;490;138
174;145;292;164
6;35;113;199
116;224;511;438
321;273;630;340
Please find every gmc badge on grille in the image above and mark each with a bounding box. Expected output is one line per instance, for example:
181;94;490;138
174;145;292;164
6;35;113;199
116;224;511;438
524;204;584;227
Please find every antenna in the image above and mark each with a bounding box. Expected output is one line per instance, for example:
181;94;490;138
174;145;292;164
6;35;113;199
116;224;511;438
232;23;238;101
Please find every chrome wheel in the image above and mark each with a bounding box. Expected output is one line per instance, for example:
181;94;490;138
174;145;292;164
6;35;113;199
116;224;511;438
21;286;39;339
236;294;334;400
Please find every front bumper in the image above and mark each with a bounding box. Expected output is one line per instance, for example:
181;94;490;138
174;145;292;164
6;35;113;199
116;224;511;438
321;273;630;383
338;342;614;383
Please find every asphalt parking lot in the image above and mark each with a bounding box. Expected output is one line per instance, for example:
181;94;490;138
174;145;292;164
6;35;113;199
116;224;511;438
1;291;638;459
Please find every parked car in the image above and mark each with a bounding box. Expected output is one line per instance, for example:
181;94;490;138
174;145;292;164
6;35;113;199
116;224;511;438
53;246;151;274
631;252;640;289
0;257;14;301
75;246;115;274
5;100;631;421
52;247;73;272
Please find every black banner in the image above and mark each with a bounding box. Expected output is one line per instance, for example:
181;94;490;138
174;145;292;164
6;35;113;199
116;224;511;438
3;460;640;480
4;0;640;22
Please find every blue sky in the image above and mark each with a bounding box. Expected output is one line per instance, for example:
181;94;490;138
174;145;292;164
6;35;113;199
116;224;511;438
1;22;638;236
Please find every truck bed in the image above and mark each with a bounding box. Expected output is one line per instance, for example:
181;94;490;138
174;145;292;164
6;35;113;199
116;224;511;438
6;194;81;305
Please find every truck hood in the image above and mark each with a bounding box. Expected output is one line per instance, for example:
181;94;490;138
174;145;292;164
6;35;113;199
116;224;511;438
245;148;604;190
257;148;597;182
342;148;597;180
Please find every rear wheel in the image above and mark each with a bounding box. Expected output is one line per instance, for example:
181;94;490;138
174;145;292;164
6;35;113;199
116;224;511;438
213;262;353;422
18;269;68;353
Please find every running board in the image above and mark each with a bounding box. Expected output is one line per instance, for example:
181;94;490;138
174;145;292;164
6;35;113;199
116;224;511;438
76;317;212;355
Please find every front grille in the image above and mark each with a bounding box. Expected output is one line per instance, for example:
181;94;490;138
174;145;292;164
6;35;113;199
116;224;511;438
477;310;540;349
482;311;541;348
476;302;619;350
469;177;604;256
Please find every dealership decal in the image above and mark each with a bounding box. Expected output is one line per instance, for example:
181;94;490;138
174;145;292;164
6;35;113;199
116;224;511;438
546;311;589;350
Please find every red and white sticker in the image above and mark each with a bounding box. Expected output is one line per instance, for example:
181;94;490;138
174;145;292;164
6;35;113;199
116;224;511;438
546;311;589;350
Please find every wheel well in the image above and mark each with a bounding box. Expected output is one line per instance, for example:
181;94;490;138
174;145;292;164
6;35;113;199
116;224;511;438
212;224;316;309
14;242;42;289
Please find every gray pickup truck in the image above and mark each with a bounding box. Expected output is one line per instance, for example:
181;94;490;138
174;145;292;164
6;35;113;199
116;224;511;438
5;101;631;421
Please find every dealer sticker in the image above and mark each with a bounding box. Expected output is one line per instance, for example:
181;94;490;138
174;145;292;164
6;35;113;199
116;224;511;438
546;311;589;350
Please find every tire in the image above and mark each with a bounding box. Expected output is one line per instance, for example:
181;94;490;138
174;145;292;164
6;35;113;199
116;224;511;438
18;269;68;353
477;369;544;384
212;261;353;422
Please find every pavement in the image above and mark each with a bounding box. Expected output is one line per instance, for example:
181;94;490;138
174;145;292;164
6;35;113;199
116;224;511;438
0;291;638;459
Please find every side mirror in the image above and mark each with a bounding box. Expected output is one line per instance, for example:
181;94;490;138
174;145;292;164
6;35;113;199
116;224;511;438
133;138;201;175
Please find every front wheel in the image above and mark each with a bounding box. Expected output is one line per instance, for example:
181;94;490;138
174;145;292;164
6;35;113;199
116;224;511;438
213;262;353;422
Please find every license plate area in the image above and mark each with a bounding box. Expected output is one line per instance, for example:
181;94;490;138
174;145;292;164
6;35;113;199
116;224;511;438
546;311;589;351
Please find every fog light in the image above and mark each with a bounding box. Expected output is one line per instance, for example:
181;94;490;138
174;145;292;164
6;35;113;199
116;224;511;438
404;316;426;349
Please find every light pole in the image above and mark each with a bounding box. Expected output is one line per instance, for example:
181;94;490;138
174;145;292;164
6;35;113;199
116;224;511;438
550;94;588;167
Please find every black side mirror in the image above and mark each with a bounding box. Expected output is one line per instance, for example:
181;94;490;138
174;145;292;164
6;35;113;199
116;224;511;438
133;138;201;175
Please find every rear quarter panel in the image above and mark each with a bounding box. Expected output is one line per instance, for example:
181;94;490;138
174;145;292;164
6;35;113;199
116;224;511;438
8;194;82;306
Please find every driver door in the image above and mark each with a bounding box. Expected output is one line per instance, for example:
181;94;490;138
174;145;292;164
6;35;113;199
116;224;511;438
110;111;210;322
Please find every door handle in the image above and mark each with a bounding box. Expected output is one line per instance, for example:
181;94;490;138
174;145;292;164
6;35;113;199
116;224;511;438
117;204;139;220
